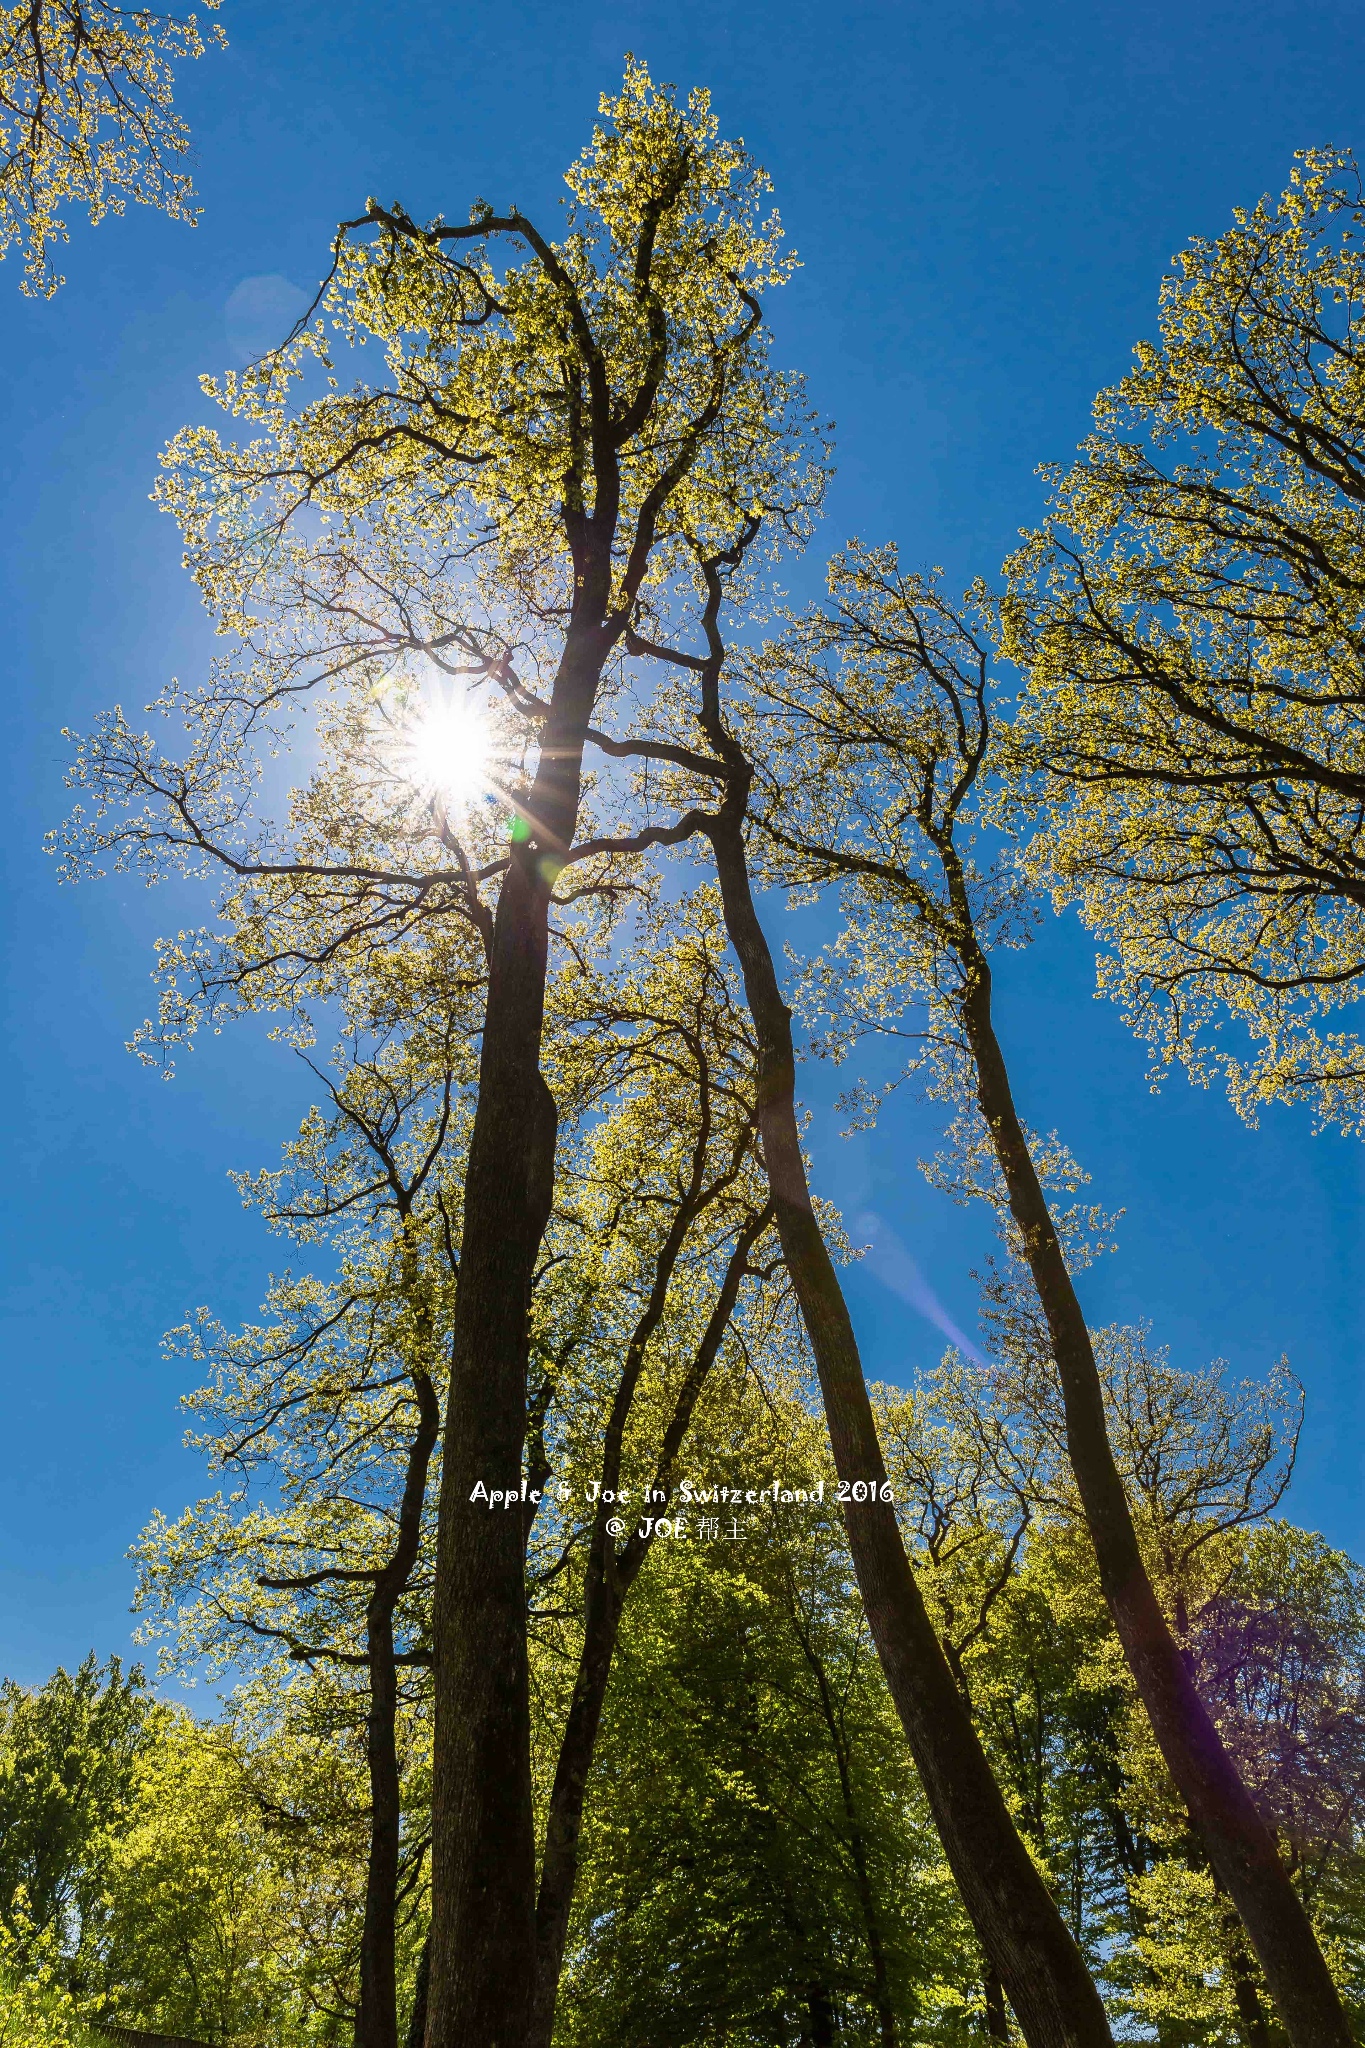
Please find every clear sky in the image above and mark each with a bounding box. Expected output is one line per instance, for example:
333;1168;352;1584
3;0;1364;1687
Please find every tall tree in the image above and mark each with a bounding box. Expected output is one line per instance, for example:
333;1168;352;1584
1004;151;1365;1136
527;894;782;2047
0;1655;165;1980
585;540;1115;2045
736;541;1356;2045
97;1713;310;2045
134;934;473;2048
0;0;223;293
555;1392;979;2048
135;886;788;2047
62;63;822;2041
882;1333;1365;2039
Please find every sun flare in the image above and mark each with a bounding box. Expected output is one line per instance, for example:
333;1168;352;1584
393;692;493;811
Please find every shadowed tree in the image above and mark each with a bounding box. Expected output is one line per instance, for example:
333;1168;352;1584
555;1394;979;2048
58;61;824;2044
553;534;1117;2045
732;541;1355;2046
134;889;788;2048
525;893;783;2048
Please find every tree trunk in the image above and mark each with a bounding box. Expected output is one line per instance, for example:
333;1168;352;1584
985;1963;1010;2042
788;1586;897;2048
425;869;554;2046
527;1210;770;2048
403;1937;429;2048
808;1983;836;2046
426;618;605;2047
529;1589;621;2048
356;1599;403;2048
952;930;1353;2048
704;806;1113;2048
1221;1900;1272;2048
844;1793;897;2048
355;1367;441;2048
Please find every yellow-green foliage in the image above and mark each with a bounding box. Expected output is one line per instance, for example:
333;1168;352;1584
97;1711;365;2046
556;1392;981;2047
160;58;810;622
0;0;223;293
0;1898;87;2045
1006;151;1365;1133
129;885;787;2034
878;1336;1365;2029
99;1719;290;2041
56;59;824;1093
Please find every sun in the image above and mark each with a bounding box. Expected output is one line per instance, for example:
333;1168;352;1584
392;691;493;812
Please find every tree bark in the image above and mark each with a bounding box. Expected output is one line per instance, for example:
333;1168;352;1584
949;913;1354;2048
807;1983;836;2046
1221;1899;1272;2048
528;1208;771;2048
355;1367;441;2048
704;802;1113;2048
427;615;605;2047
985;1964;1010;2042
528;1587;620;2048
403;1937;429;2048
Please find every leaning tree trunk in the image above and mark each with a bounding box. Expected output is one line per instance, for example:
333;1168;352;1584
951;913;1354;2048
704;803;1113;2048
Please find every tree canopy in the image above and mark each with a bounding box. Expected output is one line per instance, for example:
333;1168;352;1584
1006;151;1365;1134
0;0;222;293
25;62;1365;2048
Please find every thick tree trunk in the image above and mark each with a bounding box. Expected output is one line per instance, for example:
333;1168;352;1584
953;933;1354;2048
355;1369;441;2048
426;620;605;2048
705;808;1113;2048
425;861;555;2047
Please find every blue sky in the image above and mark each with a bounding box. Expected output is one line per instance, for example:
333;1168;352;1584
3;0;1364;1686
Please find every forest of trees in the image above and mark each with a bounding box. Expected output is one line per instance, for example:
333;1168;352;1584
5;13;1365;2047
